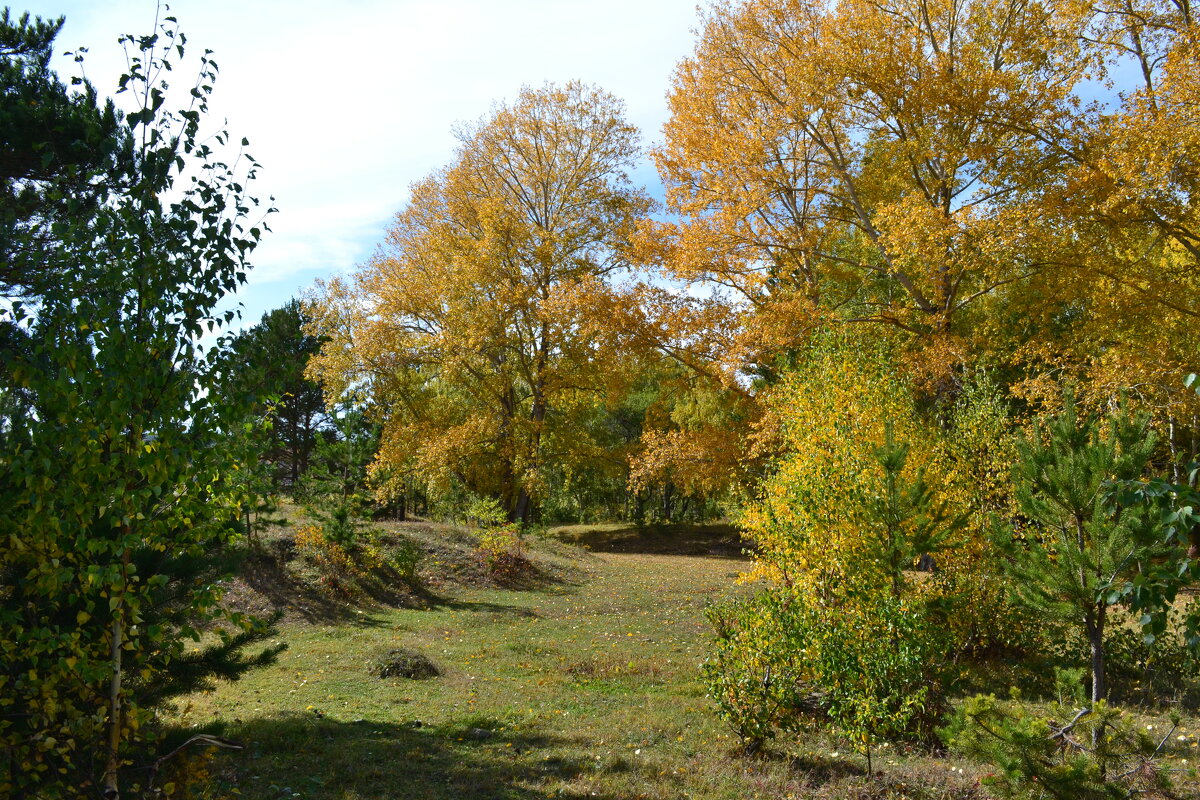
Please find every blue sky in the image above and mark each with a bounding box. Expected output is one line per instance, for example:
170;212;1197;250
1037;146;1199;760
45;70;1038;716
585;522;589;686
22;0;703;326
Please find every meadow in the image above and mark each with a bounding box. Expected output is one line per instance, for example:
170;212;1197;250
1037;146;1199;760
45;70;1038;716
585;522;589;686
161;520;1200;800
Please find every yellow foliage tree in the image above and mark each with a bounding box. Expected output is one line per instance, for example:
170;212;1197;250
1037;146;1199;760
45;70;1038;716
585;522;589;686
709;334;1020;755
646;0;1088;373
999;0;1200;436
306;82;650;520
634;0;1200;488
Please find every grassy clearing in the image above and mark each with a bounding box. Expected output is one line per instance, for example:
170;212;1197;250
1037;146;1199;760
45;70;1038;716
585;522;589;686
163;522;1200;799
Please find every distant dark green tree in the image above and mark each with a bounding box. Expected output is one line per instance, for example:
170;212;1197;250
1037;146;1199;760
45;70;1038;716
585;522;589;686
0;8;126;296
223;298;328;490
299;405;380;546
0;14;280;798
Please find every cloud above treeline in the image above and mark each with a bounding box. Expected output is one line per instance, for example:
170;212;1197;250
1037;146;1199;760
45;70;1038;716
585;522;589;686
26;0;701;322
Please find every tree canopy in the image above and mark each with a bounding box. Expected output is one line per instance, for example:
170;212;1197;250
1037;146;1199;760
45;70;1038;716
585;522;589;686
307;81;651;521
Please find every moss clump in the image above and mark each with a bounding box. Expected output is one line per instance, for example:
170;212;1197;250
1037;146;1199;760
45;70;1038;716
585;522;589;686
371;648;440;680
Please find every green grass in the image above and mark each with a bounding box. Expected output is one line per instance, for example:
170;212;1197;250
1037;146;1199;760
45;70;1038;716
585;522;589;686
161;522;1200;799
175;543;767;799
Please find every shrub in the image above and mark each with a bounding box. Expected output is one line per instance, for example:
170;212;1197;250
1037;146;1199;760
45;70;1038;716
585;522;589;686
1104;621;1200;709
1040;610;1200;709
388;535;424;589
703;592;816;751
815;596;951;761
476;523;530;578
294;524;362;595
709;336;965;763
704;589;951;763
945;669;1185;799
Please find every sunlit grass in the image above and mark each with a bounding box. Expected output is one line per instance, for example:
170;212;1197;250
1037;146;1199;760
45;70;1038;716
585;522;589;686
163;523;1199;799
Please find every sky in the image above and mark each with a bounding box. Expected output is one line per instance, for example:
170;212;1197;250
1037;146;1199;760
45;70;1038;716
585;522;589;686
22;0;704;326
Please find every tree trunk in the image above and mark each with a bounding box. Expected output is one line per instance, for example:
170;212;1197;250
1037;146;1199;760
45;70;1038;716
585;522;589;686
1169;416;1180;483
102;539;134;799
1088;622;1106;705
103;596;125;799
513;487;532;525
1085;607;1106;757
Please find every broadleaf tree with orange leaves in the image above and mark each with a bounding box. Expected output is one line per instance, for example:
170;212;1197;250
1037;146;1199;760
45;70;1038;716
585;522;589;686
306;81;651;522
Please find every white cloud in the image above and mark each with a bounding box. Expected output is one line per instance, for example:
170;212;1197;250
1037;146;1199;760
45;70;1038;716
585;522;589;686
24;0;702;323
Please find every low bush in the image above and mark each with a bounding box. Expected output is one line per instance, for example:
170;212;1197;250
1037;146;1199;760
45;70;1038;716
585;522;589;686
703;591;816;752
293;524;423;597
476;523;531;579
703;589;950;764
944;668;1192;799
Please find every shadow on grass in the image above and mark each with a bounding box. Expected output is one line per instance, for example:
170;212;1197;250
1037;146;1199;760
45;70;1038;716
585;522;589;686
954;648;1200;712
422;594;542;618
552;522;751;558
231;545;398;627
197;712;643;800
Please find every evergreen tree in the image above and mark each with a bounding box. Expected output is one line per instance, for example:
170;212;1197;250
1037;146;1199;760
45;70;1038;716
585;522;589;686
865;422;963;599
0;8;126;296
1003;397;1161;707
298;405;379;546
222;299;328;491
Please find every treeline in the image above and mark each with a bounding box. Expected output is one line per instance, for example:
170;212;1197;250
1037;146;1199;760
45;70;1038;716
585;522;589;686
306;0;1200;531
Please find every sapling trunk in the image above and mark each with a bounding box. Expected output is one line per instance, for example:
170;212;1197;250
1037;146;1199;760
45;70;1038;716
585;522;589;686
103;609;123;799
1088;622;1106;704
1085;607;1107;759
103;541;133;799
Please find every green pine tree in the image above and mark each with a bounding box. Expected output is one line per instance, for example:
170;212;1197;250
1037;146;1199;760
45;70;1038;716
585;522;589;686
0;8;126;296
1003;396;1161;707
865;421;963;599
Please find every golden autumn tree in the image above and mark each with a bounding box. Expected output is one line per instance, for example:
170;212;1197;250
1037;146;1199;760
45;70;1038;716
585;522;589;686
306;82;650;521
645;0;1090;373
624;0;1089;494
997;0;1200;441
630;0;1200;486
